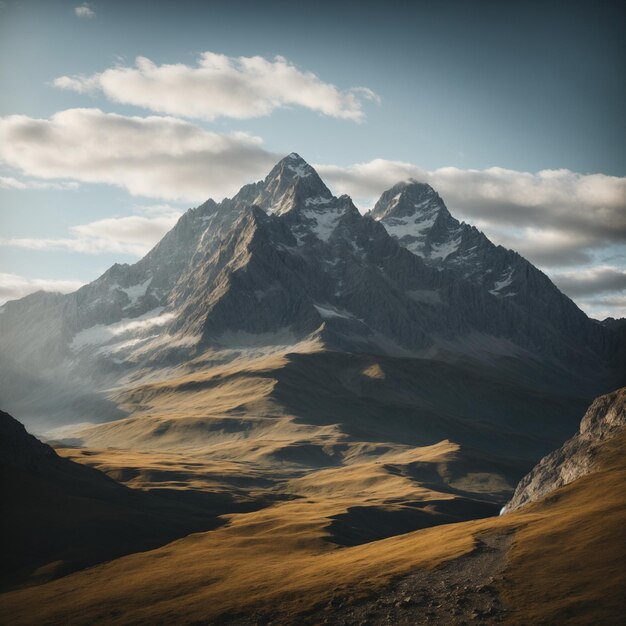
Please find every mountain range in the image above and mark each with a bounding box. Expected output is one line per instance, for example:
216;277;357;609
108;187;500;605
0;153;623;464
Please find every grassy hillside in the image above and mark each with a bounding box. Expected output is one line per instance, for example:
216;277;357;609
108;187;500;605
1;429;624;624
501;431;626;625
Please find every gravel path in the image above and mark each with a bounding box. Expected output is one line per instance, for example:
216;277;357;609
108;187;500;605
224;531;513;626
306;531;513;626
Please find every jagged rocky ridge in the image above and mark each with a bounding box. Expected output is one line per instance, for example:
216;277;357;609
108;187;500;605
0;153;624;427
502;386;626;513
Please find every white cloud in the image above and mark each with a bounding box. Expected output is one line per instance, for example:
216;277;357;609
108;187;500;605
0;108;276;201
71;310;176;349
131;203;183;218
0;273;84;305
72;214;181;254
317;160;626;268
476;226;596;266
0;175;79;191
550;265;626;298
53;53;380;122
1;211;182;257
74;3;95;18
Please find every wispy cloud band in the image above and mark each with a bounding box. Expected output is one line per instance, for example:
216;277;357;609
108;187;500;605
54;53;380;122
1;210;182;257
0;175;79;191
0;273;84;305
0;108;276;201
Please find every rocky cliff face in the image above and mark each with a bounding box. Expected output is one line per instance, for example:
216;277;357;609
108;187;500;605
369;180;621;377
502;386;626;513
369;180;528;297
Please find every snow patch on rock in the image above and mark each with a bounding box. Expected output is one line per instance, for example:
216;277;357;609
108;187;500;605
300;208;345;242
431;237;461;260
489;268;514;295
121;278;152;308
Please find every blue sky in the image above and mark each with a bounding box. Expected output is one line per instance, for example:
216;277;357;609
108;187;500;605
1;0;625;317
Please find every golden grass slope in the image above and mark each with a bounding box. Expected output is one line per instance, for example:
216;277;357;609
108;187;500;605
501;430;626;625
1;431;624;625
69;349;587;467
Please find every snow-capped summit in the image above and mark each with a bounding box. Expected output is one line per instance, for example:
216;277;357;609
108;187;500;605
370;180;443;221
244;153;334;215
284;152;317;177
369;178;521;296
369;180;453;259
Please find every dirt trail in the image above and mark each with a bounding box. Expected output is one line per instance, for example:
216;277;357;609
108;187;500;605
233;531;513;626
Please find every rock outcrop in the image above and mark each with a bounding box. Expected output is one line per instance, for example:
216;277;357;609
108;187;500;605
502;386;626;513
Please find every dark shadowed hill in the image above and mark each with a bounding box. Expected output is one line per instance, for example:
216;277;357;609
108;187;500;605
0;409;264;591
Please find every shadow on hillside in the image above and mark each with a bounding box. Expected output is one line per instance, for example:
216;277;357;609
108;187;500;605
324;498;500;547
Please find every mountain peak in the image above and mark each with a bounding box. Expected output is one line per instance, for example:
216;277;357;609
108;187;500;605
398;178;435;192
268;152;318;182
367;179;462;264
370;179;444;221
286;151;307;163
253;153;333;215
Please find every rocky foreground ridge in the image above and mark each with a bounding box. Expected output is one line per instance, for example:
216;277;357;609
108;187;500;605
502;386;626;513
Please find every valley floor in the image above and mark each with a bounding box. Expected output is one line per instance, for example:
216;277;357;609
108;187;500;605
1;432;624;625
